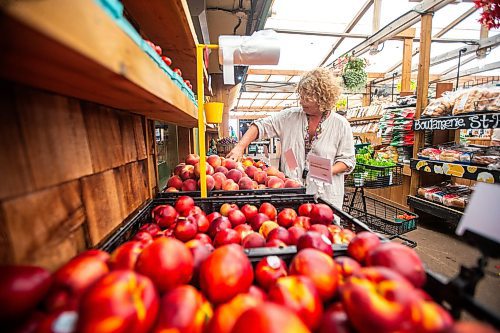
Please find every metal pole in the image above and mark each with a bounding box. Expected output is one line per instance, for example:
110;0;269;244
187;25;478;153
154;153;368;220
456;48;467;90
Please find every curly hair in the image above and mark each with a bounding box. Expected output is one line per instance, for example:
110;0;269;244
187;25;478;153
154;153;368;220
297;68;342;112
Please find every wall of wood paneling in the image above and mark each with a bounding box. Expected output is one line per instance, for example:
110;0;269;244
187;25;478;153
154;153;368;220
0;82;155;270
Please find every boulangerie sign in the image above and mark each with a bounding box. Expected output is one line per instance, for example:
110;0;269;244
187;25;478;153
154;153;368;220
308;154;332;184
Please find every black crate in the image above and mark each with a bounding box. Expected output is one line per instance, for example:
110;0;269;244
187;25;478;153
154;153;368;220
159;187;307;198
97;194;375;258
345;163;403;189
343;190;418;248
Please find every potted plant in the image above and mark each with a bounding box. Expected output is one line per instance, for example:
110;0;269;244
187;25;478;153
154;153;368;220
340;56;368;92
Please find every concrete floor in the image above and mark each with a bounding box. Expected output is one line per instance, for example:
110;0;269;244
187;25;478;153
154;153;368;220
403;219;500;315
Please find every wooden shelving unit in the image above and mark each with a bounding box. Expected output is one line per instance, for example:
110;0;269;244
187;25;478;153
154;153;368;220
0;0;198;127
407;195;463;226
348;115;383;122
122;0;208;91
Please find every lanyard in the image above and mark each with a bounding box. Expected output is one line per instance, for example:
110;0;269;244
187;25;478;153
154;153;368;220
303;111;330;179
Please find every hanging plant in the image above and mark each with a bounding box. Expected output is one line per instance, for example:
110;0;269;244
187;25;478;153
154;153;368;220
341;56;368;92
475;0;499;29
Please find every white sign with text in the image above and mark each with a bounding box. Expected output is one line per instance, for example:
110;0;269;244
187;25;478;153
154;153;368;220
308;154;333;184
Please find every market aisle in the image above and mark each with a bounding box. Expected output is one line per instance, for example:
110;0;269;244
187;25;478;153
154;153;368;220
406;223;500;313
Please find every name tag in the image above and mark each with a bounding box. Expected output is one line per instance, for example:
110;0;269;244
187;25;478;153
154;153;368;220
308;154;332;184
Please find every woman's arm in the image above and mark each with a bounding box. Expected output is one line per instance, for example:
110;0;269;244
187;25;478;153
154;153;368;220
226;124;259;161
333;119;356;175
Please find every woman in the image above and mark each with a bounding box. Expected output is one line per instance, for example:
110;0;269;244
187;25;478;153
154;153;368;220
227;67;355;209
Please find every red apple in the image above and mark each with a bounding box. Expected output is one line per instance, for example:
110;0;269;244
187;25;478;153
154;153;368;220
222;179;239;191
185;153;200;166
187;205;205;217
139;223;161;236
266;176;285;188
231;302;311;333
133;231;154;246
180;165;195;180
135;238;193;293
245;165;258;179
277;208;297;228
255;256;288;291
347;231;381;264
174;218;198;242
268;275;323;330
214;229;241;247
248;285;267;302
242;232;266;248
187;213;209;233
222;159;237;170
108;241;144;270
153;285;212;333
220;203;239;217
152;205;178;229
290;248;339;301
166;175;183;190
293;216;311;229
186;239;214;285
214;166;229;175
284;179;302;188
259;221;280;238
238;176;254;190
208;293;262;333
310;224;333;242
226;169;243;183
298;203;314;217
175;196;195;216
249;213;270;231
44;251;109;312
174;163;185;176
198;174;215;191
199;245;253;304
194;161;212;177
234;224;254;240
297;231;333;256
267;227;291;245
334;256;362;288
310;204;334;225
259;202;277;221
207;212;222;223
208;216;232;239
241;204;258;220
266;166;279;177
339;229;356;244
366;242;426;288
276;172;286;181
77;270;159;333
228;209;247;227
165;187;179;192
207;155;222;168
194;233;213;246
254;171;268;184
213;172;227;190
182;179;197;191
288;226;306;245
0;266;52;322
411;299;454;333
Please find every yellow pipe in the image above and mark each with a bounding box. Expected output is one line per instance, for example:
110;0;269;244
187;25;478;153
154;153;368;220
196;44;219;198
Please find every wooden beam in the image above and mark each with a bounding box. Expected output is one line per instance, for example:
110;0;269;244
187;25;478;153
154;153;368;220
410;13;433;198
370;0;382;53
401;36;414;94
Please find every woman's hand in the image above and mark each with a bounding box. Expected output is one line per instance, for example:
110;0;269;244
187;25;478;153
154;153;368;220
226;145;245;161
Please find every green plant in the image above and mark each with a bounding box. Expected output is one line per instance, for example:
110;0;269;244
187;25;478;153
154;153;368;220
342;56;367;92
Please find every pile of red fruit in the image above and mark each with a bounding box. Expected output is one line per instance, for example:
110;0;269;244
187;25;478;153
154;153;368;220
165;154;302;192
2;230;495;333
145;40;192;90
146;196;353;252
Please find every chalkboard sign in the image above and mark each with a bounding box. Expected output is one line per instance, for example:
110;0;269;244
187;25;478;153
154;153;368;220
413;113;500;131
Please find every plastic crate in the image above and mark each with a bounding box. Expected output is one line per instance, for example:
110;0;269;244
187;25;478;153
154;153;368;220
97;194;374;257
159;187;307;198
345;163;403;188
344;190;418;236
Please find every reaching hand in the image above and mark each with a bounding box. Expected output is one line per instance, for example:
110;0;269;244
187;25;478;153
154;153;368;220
226;145;244;161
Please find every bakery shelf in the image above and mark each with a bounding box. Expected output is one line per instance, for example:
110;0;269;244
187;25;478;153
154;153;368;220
410;159;500;184
413;112;500;131
407;195;463;226
348;115;383;123
122;0;207;92
0;0;198;127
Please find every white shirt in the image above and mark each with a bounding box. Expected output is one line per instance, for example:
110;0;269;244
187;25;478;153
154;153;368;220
253;107;356;209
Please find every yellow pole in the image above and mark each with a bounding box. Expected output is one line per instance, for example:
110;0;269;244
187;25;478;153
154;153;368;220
196;44;219;198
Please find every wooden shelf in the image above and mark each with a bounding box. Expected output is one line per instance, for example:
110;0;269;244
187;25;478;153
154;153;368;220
0;0;198;127
122;0;207;92
410;159;500;184
348;115;382;122
407;195;463;226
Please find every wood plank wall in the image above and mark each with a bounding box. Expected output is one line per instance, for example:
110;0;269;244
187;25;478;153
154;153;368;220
0;81;154;270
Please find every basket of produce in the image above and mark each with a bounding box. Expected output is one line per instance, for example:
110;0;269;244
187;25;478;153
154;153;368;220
345;147;403;188
216;137;238;155
164;153;305;194
344;190;418;237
